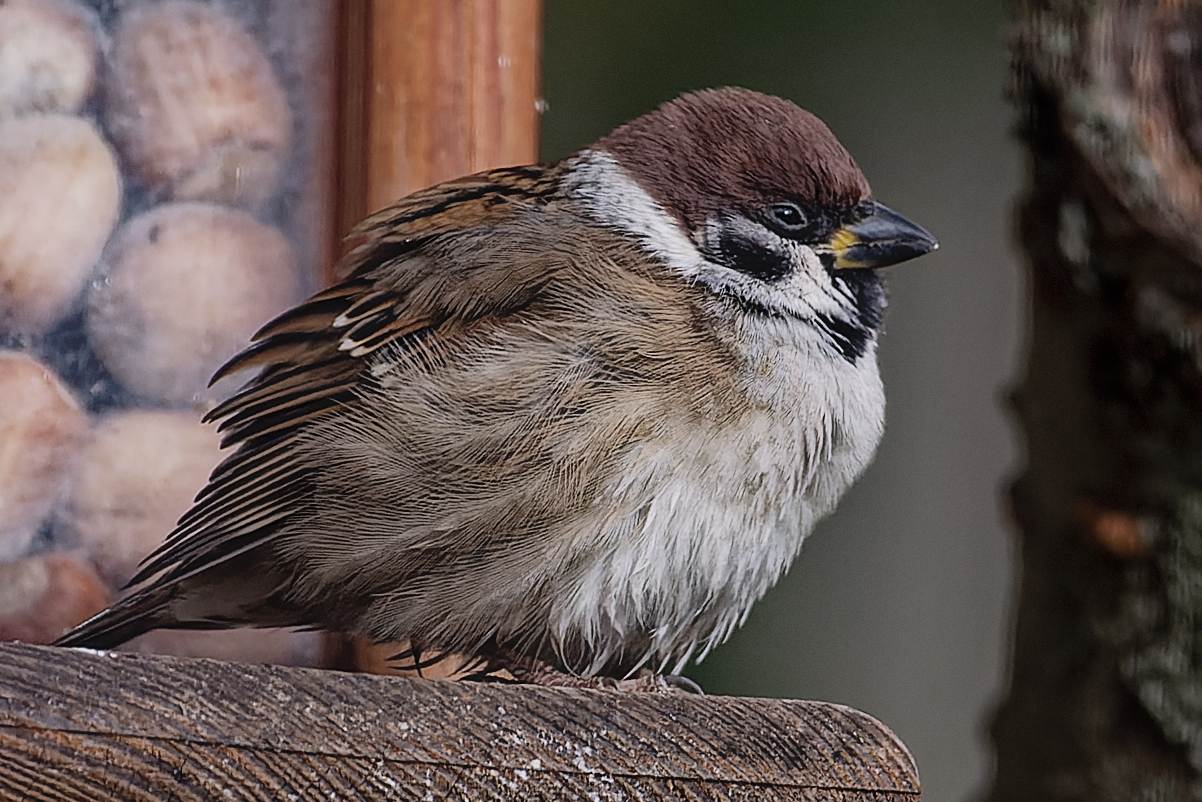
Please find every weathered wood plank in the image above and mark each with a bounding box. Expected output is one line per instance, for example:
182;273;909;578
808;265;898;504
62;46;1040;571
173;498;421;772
0;642;919;800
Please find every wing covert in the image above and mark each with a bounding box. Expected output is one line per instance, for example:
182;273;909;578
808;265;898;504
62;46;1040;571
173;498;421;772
126;164;566;589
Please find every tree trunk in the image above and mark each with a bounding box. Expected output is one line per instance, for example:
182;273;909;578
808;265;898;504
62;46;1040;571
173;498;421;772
989;1;1202;799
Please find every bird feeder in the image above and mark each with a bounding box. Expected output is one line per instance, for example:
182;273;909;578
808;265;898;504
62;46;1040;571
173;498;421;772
0;1;920;798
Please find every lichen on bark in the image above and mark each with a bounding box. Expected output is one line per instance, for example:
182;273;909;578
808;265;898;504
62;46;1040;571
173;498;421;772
1116;495;1202;773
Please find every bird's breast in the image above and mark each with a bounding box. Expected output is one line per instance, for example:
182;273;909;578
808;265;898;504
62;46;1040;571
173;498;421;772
547;310;886;673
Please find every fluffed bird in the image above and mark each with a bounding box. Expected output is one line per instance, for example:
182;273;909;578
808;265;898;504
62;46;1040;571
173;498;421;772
56;88;937;684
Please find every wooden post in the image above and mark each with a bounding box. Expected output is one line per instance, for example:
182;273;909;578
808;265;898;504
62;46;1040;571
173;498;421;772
334;0;541;280
328;0;542;673
0;643;919;800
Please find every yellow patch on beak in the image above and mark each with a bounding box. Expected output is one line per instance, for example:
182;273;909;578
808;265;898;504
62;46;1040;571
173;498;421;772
819;202;937;270
826;227;865;269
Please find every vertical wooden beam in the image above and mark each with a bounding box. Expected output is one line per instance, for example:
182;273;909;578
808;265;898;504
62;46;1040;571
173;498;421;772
334;0;541;279
326;0;542;669
332;0;371;274
366;0;541;212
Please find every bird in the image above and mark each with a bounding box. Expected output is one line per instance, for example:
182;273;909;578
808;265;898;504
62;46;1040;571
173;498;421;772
56;87;937;686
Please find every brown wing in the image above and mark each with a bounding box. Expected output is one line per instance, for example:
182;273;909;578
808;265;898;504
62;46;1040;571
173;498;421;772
126;164;566;588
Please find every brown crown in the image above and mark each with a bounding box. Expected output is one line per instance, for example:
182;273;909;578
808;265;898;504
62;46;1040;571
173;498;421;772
592;87;871;232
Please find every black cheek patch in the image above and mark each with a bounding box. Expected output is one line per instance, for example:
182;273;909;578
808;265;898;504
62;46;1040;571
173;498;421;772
716;229;792;282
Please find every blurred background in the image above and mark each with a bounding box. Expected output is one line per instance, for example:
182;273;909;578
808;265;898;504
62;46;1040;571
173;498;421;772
540;2;1023;800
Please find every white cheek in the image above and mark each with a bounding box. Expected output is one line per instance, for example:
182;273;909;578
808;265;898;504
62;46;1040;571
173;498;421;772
562;149;708;276
781;243;860;320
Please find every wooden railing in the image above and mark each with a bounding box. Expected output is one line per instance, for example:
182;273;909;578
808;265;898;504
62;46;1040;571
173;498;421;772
0;642;919;800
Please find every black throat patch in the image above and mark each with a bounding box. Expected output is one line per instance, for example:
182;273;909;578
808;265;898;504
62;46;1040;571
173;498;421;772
814;268;886;363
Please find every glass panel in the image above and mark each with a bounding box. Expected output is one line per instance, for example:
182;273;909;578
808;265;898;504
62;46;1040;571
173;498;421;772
0;0;335;666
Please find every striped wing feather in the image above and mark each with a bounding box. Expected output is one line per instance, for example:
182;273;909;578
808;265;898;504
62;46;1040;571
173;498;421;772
125;165;563;591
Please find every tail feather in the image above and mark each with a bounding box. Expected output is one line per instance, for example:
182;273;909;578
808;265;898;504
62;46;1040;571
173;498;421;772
54;546;303;650
54;585;179;650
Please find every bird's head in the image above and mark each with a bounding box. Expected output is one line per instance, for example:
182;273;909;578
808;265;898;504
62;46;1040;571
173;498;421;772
566;87;937;362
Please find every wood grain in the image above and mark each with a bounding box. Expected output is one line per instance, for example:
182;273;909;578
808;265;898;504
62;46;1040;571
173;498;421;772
365;0;541;209
0;642;919;800
326;0;544;672
335;0;542;265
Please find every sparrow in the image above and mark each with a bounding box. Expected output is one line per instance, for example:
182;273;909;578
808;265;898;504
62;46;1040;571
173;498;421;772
56;88;937;683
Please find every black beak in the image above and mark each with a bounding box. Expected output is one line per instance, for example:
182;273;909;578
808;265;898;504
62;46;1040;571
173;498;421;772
824;201;938;269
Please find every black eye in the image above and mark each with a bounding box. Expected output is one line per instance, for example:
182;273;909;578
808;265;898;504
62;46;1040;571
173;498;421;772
769;203;806;230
